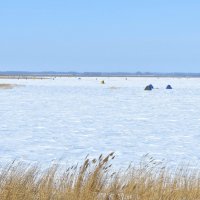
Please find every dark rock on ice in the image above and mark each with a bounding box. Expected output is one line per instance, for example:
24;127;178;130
166;85;172;89
144;85;153;90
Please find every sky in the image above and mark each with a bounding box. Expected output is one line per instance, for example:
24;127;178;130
0;0;200;73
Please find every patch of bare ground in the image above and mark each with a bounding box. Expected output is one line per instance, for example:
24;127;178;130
109;86;120;89
0;84;22;89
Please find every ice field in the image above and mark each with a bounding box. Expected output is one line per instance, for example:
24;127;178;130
0;77;200;167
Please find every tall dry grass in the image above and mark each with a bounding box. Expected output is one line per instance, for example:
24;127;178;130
0;153;200;199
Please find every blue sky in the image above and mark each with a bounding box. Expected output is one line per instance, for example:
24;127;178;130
0;0;200;72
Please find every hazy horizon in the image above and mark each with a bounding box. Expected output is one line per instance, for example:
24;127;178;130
1;70;200;74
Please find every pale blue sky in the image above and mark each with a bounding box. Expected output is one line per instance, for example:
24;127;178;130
0;0;200;72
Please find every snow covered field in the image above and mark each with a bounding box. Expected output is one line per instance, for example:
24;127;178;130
0;77;200;167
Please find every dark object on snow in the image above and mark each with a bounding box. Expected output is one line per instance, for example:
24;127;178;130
144;84;154;91
166;85;172;89
101;80;105;84
149;84;154;89
144;85;153;91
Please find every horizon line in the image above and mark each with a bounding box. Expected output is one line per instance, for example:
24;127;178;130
1;71;200;74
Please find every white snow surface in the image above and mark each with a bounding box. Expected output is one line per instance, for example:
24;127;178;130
0;77;200;167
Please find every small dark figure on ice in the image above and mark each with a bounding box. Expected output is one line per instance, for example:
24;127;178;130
166;85;172;89
145;84;154;90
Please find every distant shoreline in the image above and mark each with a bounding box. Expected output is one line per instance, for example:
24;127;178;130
1;71;200;78
1;75;200;79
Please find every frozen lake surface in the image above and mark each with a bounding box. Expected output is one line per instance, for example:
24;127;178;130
0;77;200;167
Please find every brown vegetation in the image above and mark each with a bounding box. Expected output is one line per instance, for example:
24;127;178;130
0;84;17;89
0;84;22;89
0;153;200;200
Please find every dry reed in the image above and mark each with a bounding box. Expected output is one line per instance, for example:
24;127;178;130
0;84;16;89
0;153;200;200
